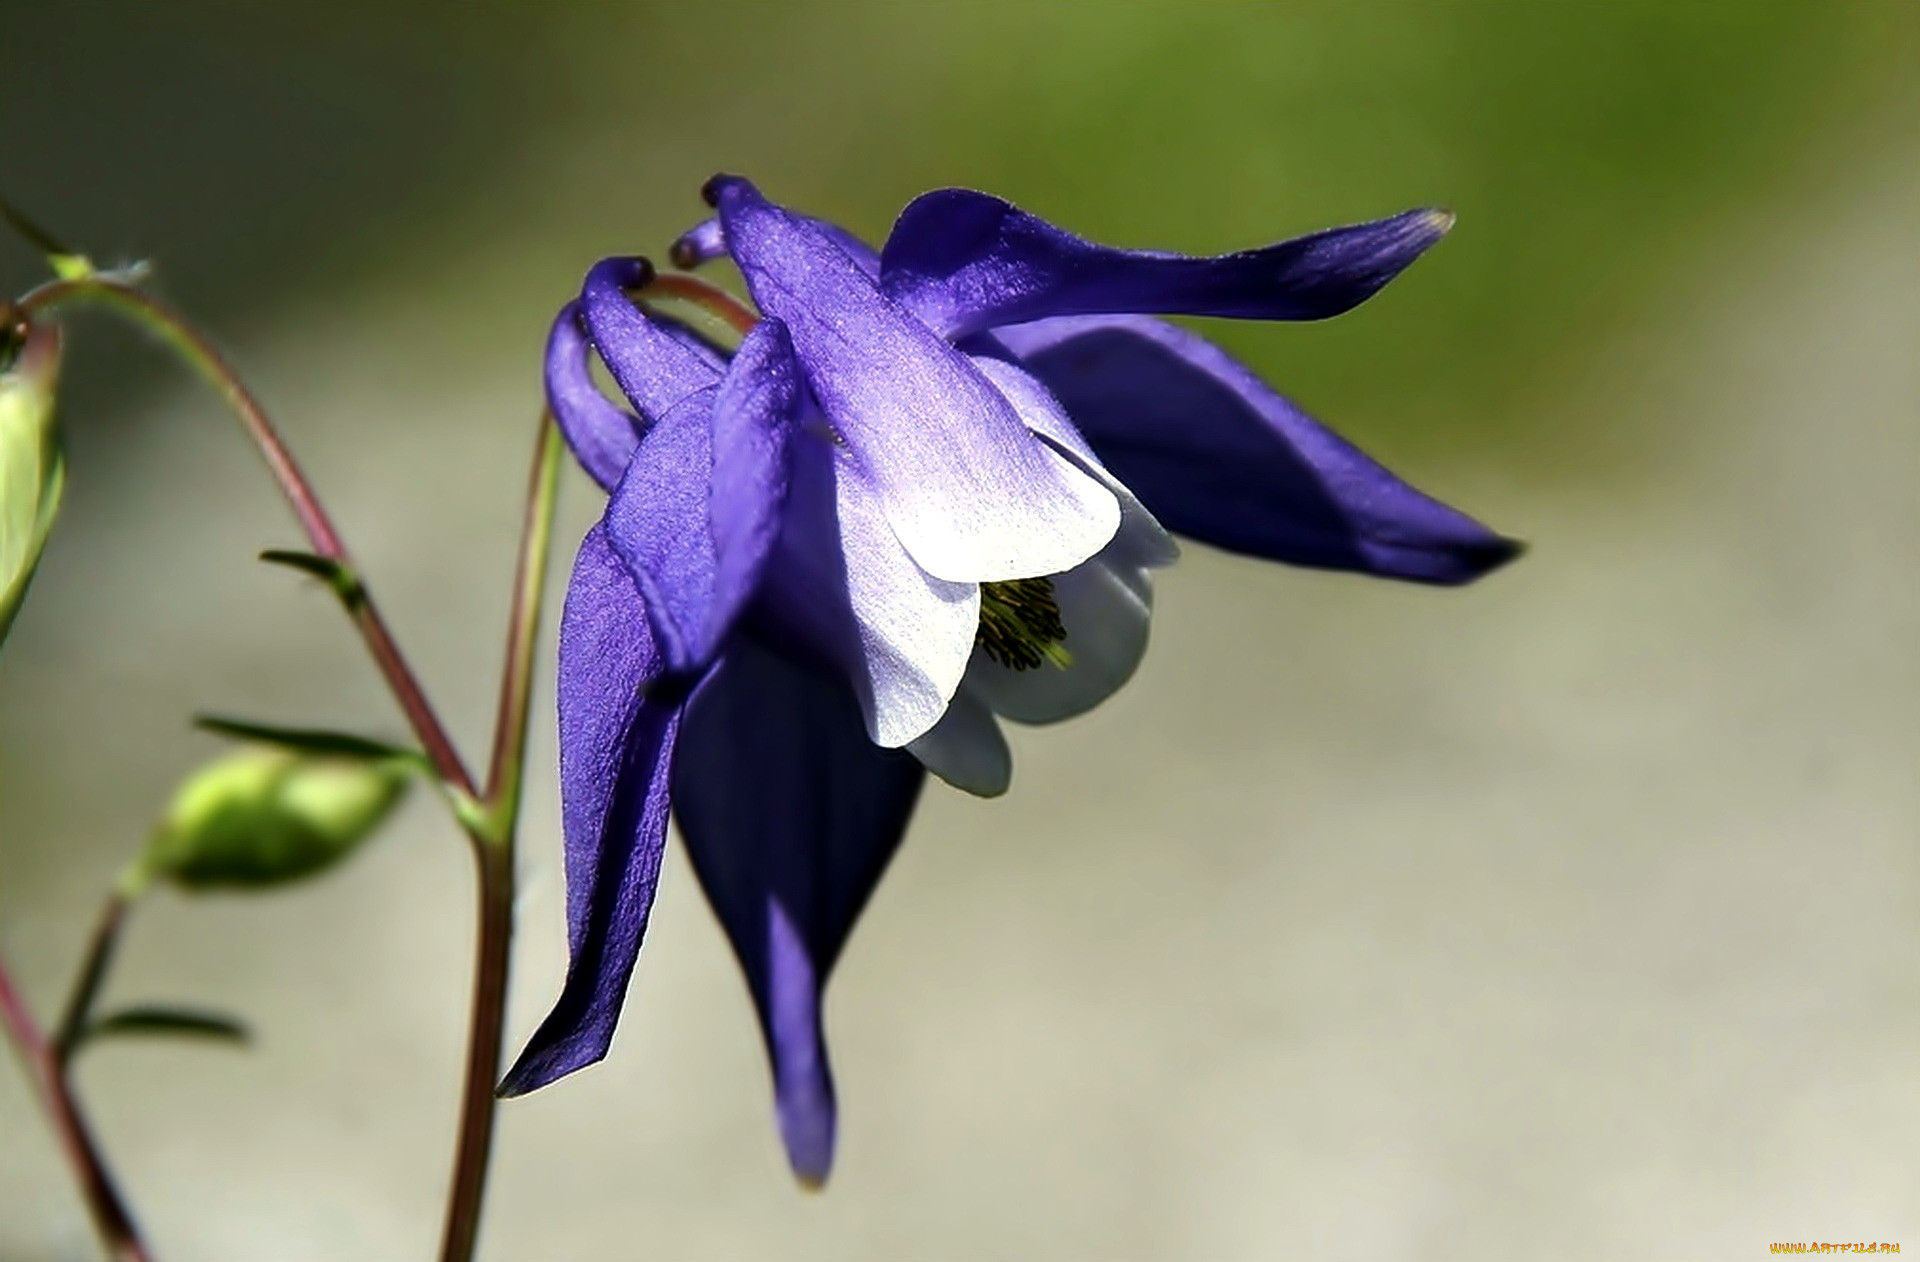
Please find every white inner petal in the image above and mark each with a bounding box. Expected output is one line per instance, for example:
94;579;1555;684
763;439;981;749
857;432;1119;586
906;684;1012;797
971;355;1178;570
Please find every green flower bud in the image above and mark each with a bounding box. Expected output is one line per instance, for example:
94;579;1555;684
0;320;65;650
137;747;411;891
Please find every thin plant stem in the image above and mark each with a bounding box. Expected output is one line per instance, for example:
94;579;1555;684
0;952;150;1262
52;891;131;1065
439;840;515;1262
12;276;567;1260
17;276;478;799
438;413;563;1262
483;416;565;819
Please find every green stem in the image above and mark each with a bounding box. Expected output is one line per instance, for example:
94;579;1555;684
17;276;478;799
438;412;563;1262
52;892;132;1066
483;416;564;829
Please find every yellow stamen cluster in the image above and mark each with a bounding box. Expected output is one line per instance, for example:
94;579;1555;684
976;577;1072;671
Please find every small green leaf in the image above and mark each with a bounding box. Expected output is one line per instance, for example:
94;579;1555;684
259;548;365;609
80;1005;250;1050
137;746;413;890
257;548;343;583
0;322;64;651
194;713;427;769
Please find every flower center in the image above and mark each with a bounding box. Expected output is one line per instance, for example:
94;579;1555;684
976;578;1071;671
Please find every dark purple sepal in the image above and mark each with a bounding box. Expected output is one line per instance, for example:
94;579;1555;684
673;635;925;1183
881;189;1452;339
998;315;1521;584
500;526;683;1096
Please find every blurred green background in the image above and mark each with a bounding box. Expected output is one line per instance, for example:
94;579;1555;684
1;2;1915;1258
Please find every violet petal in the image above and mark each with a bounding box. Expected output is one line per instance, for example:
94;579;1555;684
601;320;798;675
579;257;724;423
500;526;682;1095
545;301;642;491
999;315;1522;584
882;189;1452;339
674;212;881;278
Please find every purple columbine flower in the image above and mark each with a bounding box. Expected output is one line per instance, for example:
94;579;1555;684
500;174;1521;1184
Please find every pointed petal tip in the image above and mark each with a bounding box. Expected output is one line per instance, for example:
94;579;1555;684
1424;208;1457;237
1432;532;1525;585
1485;533;1527;568
794;1170;829;1193
494;1036;607;1100
1365;525;1524;586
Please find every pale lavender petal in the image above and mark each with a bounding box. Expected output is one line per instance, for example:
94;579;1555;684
500;526;681;1095
709;175;1118;583
674;636;925;1183
579;256;724;423
545;301;640;491
754;436;979;748
882;189;1452;339
998;315;1522;584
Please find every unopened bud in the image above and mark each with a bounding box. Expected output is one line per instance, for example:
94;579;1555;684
137;747;411;891
0;320;64;649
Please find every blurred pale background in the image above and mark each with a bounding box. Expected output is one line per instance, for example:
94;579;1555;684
1;2;1916;1258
